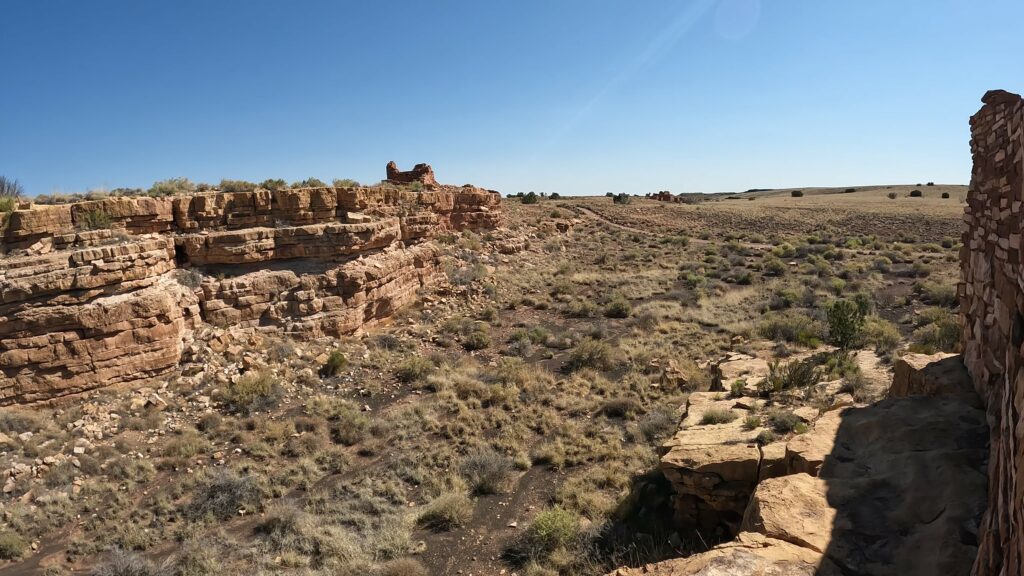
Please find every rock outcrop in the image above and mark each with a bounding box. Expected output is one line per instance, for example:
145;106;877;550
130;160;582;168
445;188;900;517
0;171;501;404
961;89;1024;576
623;358;988;576
386;161;437;188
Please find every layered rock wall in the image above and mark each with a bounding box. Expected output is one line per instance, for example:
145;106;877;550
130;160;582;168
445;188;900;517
961;89;1024;576
0;181;501;404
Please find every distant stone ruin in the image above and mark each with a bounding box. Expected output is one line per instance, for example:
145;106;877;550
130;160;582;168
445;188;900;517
961;88;1024;576
386;161;437;188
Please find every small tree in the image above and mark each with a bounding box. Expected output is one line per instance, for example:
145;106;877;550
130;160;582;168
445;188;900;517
521;191;540;204
612;192;631;205
827;299;866;349
909;189;923;197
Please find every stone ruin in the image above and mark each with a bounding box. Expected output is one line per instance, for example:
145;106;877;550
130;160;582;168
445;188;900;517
0;171;501;405
961;88;1024;576
386;161;437;188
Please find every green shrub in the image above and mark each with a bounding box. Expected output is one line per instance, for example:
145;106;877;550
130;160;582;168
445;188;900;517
291;177;327;188
218;179;257;192
637;409;677;441
612;192;631;205
603;294;631;318
762;357;821;396
520;507;578;559
700;408;737;425
916;281;957;307
765;409;802;433
189;469;262;521
910;308;960;353
730;380;746;398
259;178;288;191
755;430;778;445
941;191;950;199
790;190;803;197
909;189;923;197
0;530;25;559
521;192;540;204
148;177;195;197
756;310;823;346
417;492;473;531
567;339;615;372
0;197;15;212
396;357;435;383
320;350;348;377
743;415;762;430
332;178;360;188
220;370;280;414
887;192;897;199
827;299;866;349
79;209;113;230
863;317;901;353
462;326;491;351
461;448;514;495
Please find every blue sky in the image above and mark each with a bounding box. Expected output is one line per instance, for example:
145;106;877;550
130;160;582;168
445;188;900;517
2;1;1021;196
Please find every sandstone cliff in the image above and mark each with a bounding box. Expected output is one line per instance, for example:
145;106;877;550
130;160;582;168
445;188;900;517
0;180;501;404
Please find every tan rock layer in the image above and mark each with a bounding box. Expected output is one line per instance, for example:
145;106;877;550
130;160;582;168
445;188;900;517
1;186;500;249
961;89;1024;576
199;243;442;338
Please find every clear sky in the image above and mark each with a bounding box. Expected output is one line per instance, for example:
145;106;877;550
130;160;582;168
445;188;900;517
2;1;1022;196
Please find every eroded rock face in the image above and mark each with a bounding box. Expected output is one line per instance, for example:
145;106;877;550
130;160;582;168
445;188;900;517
629;360;987;576
0;179;501;404
961;89;1024;576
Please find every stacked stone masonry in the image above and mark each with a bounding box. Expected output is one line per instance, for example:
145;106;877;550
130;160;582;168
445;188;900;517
961;89;1024;576
0;180;501;405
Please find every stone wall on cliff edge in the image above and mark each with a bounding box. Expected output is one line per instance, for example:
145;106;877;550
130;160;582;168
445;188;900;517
960;89;1024;576
0;181;502;405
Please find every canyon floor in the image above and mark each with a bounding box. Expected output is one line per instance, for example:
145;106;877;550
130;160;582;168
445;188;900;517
0;184;970;575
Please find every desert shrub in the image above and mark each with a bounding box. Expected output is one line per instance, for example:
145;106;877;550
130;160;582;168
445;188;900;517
549;192;562;199
612;192;631;205
189;469;262;521
320;350;348;377
79;209;113;230
565;299;597;318
765;409;802;433
521;192;540;204
396;357;435;383
909;189;923;197
827;299;866;349
762;357;821;396
790;190;803;197
91;548;166;576
755;430;778;445
916;281;957;307
700;408;737;425
332;178;360;188
756;310;823;347
218;179;257;192
599;398;640;419
743;414;762;430
730;380;746;398
256;505;360;564
567;339;615;372
461;448;514;495
378;558;430;576
887;192;897;199
603;294;631;318
910;308;960;353
147;177;195;197
637;409;677;441
941;191;950;199
462;326;491;350
516;507;578;560
0;531;25;560
162;430;208;458
220;370;280;414
417;492;473;531
0;176;24;198
926;182;935;186
291;177;327;188
863;317;901;354
0;197;15;212
257;178;287;191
